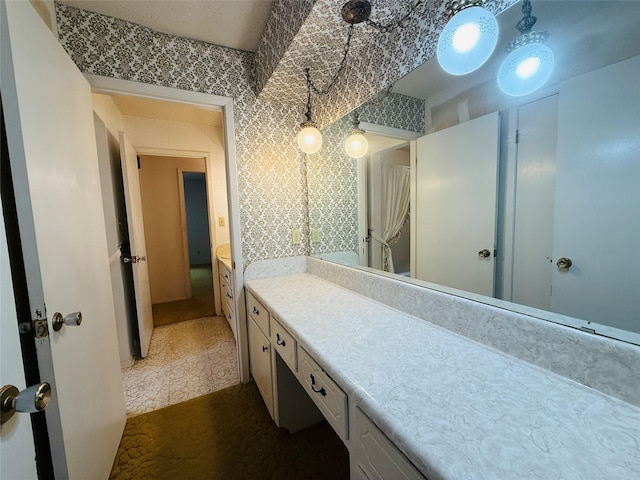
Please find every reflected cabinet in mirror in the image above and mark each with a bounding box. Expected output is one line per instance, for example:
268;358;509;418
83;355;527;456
306;1;640;344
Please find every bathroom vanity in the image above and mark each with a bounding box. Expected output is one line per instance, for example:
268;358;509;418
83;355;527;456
217;245;236;340
244;257;640;480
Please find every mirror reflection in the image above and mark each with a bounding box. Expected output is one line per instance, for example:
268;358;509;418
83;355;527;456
307;0;640;344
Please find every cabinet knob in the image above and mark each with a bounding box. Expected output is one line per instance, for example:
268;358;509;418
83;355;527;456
253;306;259;315
276;333;286;347
478;249;491;258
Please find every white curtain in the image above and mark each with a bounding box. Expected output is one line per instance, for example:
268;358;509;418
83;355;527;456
371;166;410;272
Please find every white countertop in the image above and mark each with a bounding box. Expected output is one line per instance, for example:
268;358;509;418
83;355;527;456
245;273;640;480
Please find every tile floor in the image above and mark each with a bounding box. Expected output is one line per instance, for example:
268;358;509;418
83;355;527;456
121;316;239;417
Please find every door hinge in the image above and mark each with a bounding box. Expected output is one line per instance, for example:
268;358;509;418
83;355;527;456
515;130;520;144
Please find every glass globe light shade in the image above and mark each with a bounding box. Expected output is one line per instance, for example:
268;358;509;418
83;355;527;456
297;124;323;154
498;42;554;96
437;6;499;75
345;132;369;158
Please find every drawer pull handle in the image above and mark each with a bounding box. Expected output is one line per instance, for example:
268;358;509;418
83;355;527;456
276;334;286;347
253;306;259;315
262;346;268;352
310;374;326;396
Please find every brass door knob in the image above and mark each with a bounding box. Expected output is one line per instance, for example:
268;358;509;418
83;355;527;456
556;257;573;270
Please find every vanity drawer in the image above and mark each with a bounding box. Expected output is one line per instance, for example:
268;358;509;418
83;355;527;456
351;407;426;480
246;291;269;336
298;346;348;441
271;317;297;372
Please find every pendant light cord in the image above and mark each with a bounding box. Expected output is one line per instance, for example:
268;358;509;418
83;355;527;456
307;24;355;97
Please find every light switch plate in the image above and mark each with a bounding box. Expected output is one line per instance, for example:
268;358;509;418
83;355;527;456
292;229;301;245
311;228;321;243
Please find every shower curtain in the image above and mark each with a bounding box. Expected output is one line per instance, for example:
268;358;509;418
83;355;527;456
371;165;410;273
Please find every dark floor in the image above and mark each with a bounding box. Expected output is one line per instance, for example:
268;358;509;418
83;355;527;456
152;264;215;327
110;382;350;479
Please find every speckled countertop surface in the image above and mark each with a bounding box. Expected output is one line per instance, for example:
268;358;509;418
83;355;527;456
245;273;640;480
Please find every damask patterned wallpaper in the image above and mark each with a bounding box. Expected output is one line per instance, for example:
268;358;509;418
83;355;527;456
56;4;309;268
254;0;517;128
56;0;516;268
308;91;425;257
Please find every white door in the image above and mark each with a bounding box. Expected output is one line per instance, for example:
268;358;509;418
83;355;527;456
552;56;640;332
1;2;125;478
415;112;500;297
1;200;38;480
119;132;154;357
511;95;558;311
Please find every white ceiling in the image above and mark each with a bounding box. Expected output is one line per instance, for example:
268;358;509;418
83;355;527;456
109;94;223;126
57;0;275;52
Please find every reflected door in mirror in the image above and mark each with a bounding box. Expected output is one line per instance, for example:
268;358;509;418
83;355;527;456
415;112;500;297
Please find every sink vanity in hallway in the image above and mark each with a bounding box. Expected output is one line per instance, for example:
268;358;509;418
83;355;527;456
244;257;640;480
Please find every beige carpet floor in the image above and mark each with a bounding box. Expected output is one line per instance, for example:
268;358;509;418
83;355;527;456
153;265;215;327
109;382;350;480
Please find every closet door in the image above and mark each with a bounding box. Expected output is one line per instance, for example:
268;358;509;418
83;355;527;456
511;95;558;311
415;112;500;297
551;56;640;332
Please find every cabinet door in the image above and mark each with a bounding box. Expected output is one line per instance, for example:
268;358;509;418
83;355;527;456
351;408;426;480
248;318;273;418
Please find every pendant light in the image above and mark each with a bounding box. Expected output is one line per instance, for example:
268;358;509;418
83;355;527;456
344;114;369;158
437;0;499;75
498;0;554;97
297;1;427;154
297;68;323;154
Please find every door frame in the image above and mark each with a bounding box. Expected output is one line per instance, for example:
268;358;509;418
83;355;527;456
357;122;420;272
86;74;249;382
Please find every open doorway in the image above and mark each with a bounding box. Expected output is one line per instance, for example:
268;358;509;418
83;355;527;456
137;158;216;327
92;91;241;417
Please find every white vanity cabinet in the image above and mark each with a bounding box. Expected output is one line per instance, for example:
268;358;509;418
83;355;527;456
247;292;274;418
298;346;348;441
246;291;324;432
245;284;430;480
218;259;236;339
350;407;427;480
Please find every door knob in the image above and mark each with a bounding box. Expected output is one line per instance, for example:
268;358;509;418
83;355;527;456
123;255;146;264
556;257;573;270
478;249;491;258
1;383;51;425
52;311;82;332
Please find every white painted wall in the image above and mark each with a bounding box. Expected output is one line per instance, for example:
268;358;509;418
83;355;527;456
122;115;229;246
139;155;205;303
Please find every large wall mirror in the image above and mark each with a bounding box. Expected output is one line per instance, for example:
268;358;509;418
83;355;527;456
307;0;640;345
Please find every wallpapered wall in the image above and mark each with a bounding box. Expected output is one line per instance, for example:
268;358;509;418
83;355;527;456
308;91;425;257
56;4;308;268
253;0;516;128
56;0;515;268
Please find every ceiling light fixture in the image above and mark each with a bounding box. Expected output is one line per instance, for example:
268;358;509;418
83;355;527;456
345;114;369;158
297;0;425;155
437;0;499;75
297;68;323;154
498;0;554;96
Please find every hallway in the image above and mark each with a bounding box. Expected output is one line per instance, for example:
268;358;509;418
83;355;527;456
152;265;215;327
121;316;238;417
